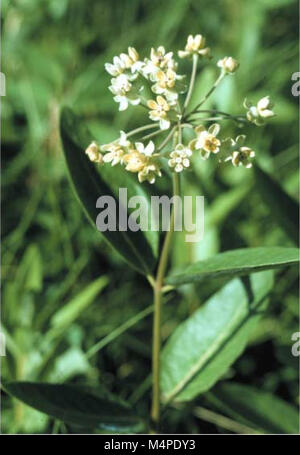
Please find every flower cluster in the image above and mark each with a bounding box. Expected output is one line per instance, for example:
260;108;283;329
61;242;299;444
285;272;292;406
104;44;184;119
85;35;275;184
87;131;162;184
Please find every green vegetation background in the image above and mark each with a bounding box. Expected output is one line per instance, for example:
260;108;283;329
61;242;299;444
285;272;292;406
1;0;299;433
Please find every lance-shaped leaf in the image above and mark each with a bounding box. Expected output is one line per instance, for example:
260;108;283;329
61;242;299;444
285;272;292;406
4;382;147;433
161;270;274;403
254;164;299;244
207;382;299;434
166;247;299;286
60;107;158;275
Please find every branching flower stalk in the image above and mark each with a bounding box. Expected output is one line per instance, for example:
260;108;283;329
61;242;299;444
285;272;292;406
84;34;276;431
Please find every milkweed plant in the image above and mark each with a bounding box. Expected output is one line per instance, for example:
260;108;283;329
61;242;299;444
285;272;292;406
4;31;299;435
83;35;276;430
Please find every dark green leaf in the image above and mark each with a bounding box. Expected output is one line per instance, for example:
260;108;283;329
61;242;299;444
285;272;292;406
166;247;299;286
60;107;157;275
254;164;299;244
4;381;146;433
207;382;299;434
161;271;273;402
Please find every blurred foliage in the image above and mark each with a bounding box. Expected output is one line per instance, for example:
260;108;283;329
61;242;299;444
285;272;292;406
1;0;299;434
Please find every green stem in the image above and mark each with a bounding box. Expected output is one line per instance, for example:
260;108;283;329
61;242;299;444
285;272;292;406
193;406;260;434
183;54;198;112
157;126;176;151
151;171;180;430
140;129;164;141
186;109;247;123
86;305;154;359
126;123;159;138
187;71;226;116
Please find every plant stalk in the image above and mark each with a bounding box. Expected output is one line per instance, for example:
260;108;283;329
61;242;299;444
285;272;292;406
183;54;198;112
186;71;226;116
151;170;180;431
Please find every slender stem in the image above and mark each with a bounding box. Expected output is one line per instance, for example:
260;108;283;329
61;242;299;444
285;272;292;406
183;54;198;112
189;116;243;123
177;120;182;144
140;129;164;141
187;71;226;116
193;406;260;434
186;109;247;123
157;126;176;151
126;123;159;138
86;305;153;359
190;109;240;118
181;123;194;129
151;171;180;430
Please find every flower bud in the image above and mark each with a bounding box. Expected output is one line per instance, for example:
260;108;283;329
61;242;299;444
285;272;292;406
217;56;239;74
85;142;103;163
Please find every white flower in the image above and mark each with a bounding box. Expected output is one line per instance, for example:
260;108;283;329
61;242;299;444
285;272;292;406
105;47;143;79
85;141;103;163
223;135;255;168
109;74;132;96
135;141;155;157
123;141;161;183
137;162;162;184
109;74;141;111
151;68;177;93
118;131;131;147
114;94;140;111
105;56;126;77
102;144;125;166
147;95;171;130
243;96;275;126
168;144;192;173
178;34;210;59
101;131;131;166
217;56;239;74
123;141;155;173
142;46;177;77
189;124;221;159
230;148;255;168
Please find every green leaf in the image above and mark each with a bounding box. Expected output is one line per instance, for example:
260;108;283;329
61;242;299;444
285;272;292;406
49;276;108;333
60;107;158;275
166;247;299;286
14;244;43;293
207;382;299;434
254;164;299;244
4;381;146;433
161;270;274;403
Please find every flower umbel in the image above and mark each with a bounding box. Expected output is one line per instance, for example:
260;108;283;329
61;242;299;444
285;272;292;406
84;35;275;184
